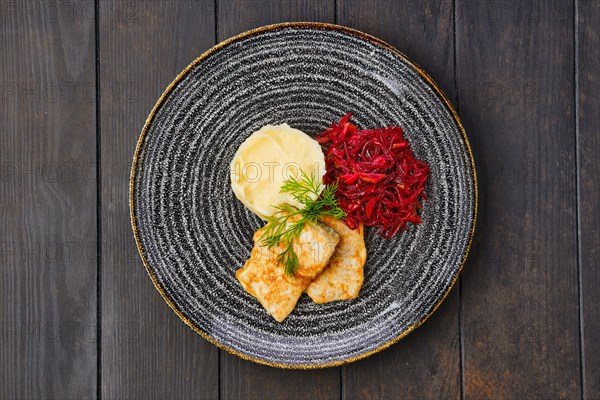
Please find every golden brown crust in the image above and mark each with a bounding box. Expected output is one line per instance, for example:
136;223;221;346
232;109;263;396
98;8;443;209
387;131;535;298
237;216;340;322
305;217;367;303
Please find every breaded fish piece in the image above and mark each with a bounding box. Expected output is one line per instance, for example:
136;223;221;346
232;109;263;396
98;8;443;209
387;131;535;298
305;216;367;304
236;215;340;322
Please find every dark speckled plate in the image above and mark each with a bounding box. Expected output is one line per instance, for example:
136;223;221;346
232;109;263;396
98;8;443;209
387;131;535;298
130;22;477;368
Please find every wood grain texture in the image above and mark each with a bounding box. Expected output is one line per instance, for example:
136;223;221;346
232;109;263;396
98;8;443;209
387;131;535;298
216;0;335;39
337;1;461;399
456;0;580;398
216;2;341;399
0;1;97;398
578;0;600;398
99;2;218;399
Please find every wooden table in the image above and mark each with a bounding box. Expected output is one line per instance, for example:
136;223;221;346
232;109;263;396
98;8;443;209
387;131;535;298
2;1;599;399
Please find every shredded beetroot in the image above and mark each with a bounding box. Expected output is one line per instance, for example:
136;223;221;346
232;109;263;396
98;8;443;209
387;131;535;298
316;112;430;239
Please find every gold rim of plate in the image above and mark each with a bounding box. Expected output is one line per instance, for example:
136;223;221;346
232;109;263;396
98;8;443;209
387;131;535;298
129;21;479;369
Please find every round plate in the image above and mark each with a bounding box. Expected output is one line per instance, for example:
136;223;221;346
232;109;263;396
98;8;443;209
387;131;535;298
130;22;477;368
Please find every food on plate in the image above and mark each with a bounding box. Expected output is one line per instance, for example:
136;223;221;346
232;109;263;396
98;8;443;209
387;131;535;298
317;113;430;238
230;124;326;220
232;115;429;321
305;216;367;303
236;214;340;322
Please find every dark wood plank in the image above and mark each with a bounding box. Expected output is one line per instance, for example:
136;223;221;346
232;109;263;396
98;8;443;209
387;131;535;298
456;1;580;398
99;2;218;398
217;0;335;39
337;1;461;399
0;1;97;398
216;2;341;399
578;0;600;398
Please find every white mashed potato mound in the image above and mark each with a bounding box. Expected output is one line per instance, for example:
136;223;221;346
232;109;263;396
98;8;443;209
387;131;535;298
230;124;326;220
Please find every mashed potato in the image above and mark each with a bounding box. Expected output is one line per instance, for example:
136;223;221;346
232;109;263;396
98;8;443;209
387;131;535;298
230;124;326;220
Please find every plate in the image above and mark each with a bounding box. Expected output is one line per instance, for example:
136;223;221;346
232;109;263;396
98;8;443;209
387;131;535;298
130;22;477;368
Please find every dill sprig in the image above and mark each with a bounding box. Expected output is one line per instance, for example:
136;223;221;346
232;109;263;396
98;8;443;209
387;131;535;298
260;170;345;276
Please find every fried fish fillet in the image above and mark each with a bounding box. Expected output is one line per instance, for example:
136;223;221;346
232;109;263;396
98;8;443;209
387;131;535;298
305;216;367;304
236;215;340;322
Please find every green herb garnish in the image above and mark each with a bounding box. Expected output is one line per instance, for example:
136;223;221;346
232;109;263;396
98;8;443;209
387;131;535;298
260;170;345;276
